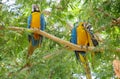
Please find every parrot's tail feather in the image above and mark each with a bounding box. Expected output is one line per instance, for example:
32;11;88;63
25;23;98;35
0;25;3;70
75;51;86;61
27;45;35;58
78;52;92;79
27;42;38;59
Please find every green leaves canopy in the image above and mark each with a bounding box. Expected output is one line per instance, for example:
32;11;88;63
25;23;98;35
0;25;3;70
0;0;120;79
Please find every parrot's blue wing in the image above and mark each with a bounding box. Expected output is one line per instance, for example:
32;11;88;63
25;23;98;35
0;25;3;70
27;15;32;29
27;15;32;42
71;27;77;44
40;14;46;31
39;14;46;44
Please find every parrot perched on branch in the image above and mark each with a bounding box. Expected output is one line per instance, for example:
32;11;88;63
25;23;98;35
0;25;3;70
27;4;46;59
71;22;99;79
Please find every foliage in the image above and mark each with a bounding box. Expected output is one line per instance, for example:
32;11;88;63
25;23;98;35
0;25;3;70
0;0;120;79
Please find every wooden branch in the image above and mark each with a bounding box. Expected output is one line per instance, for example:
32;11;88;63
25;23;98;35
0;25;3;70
1;26;120;52
9;27;88;51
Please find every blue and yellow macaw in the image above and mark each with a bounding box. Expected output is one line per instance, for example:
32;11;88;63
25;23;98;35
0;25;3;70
71;22;97;79
27;9;46;59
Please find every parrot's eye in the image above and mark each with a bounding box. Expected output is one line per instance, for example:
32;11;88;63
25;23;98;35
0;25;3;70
82;24;84;26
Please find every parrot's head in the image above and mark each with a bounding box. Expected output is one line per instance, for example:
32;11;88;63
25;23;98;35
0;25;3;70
78;22;85;28
84;22;93;31
76;22;92;30
32;4;40;12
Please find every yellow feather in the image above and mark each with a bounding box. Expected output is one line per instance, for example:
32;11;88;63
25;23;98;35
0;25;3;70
78;53;92;79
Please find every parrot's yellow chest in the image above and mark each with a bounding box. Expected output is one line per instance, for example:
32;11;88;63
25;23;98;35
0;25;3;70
31;12;41;29
31;12;41;40
76;25;89;46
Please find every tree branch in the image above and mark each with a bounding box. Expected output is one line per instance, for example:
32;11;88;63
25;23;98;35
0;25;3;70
1;26;120;52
